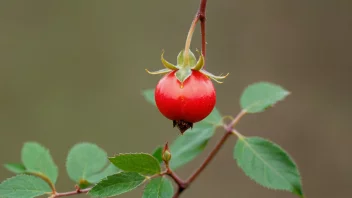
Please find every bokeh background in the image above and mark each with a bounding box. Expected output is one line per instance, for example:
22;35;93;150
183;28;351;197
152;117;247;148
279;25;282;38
0;0;351;197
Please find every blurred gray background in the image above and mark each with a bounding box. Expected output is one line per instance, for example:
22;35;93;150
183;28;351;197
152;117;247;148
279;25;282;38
0;0;351;197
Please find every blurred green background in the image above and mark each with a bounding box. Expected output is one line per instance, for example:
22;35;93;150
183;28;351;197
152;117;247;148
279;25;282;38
0;0;351;197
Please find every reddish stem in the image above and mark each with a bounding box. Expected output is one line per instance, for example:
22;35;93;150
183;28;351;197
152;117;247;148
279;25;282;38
198;0;207;59
167;169;186;189
184;0;207;66
170;130;233;198
186;131;231;184
164;152;185;189
53;188;91;197
170;111;246;197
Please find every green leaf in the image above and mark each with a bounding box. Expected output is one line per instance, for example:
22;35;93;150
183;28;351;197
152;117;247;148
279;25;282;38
142;89;223;170
109;153;161;175
0;175;51;198
66;143;109;185
169;123;213;170
142;89;156;106
89;172;145;197
4;163;26;174
234;137;303;197
240;82;290;113
21;142;58;184
143;177;174;198
86;164;120;184
170;108;222;170
152;146;163;164
201;107;222;126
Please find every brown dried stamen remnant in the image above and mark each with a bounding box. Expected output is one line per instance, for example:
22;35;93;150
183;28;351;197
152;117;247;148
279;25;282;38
173;120;193;134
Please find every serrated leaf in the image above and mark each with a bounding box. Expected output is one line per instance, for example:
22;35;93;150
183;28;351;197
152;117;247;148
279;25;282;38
86;164;120;184
66;143;109;185
152;146;163;164
142;89;156;106
109;153;161;175
234;137;303;197
142;89;223;170
89;172;145;197
4;163;26;174
21;142;58;184
170;108;222;170
0;175;51;198
143;177;174;198
240;82;290;113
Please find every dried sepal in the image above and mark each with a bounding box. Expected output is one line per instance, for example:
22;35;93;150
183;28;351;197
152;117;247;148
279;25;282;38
173;120;193;134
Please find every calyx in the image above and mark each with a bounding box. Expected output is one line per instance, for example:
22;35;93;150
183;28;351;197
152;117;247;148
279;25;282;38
146;49;229;83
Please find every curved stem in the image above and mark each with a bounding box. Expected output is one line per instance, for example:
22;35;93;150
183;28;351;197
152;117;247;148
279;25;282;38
167;170;186;189
183;0;208;66
164;157;185;188
184;17;199;66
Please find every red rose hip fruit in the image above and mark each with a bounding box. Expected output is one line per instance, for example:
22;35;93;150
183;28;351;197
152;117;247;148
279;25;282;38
155;70;216;133
146;49;228;134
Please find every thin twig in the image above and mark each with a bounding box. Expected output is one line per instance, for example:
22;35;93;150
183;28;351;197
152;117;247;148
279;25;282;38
171;111;246;198
198;0;207;59
228;110;246;129
163;149;186;189
183;111;246;186
167;170;186;189
51;171;169;197
183;0;208;65
172;187;185;198
52;188;91;197
186;131;231;184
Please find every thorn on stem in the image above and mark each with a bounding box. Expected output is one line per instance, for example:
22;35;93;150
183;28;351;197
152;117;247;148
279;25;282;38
74;185;80;193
